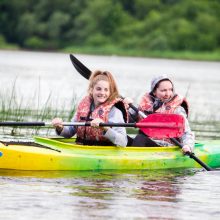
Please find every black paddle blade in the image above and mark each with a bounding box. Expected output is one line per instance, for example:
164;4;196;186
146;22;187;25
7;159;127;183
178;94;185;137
69;54;91;80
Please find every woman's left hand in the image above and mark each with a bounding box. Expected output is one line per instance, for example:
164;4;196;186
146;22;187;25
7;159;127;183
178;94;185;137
91;118;108;131
182;145;192;154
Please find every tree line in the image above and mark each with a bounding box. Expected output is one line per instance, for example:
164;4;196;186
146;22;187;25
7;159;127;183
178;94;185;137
0;0;219;53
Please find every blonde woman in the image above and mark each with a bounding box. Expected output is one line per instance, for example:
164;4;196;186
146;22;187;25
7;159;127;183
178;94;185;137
52;70;128;147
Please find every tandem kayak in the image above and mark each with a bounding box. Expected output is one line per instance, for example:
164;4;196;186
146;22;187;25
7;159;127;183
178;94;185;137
0;136;220;171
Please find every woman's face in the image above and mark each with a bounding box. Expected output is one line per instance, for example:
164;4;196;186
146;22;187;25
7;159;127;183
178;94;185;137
153;80;174;102
92;80;110;107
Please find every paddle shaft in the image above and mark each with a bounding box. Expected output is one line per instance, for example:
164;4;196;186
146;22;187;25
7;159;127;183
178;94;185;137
0;122;47;126
0;121;180;129
66;122;181;129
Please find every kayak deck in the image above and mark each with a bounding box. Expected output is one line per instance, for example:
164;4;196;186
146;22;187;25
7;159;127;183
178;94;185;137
0;136;220;171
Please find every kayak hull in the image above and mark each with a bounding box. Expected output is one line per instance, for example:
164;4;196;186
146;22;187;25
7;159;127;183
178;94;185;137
0;136;220;171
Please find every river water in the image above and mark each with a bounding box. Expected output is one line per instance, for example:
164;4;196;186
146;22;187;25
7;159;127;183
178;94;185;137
1;169;220;219
1;50;220;219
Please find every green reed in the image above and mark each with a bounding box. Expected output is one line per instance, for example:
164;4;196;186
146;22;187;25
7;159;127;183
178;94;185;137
0;82;77;136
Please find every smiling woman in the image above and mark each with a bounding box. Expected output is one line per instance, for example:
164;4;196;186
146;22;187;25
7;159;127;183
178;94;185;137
52;70;129;147
125;75;194;153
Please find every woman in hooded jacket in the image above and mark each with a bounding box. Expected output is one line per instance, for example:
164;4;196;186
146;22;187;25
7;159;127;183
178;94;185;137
125;75;194;153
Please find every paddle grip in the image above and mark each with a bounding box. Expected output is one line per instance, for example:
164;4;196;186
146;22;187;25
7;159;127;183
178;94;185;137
129;104;146;118
120;96;147;118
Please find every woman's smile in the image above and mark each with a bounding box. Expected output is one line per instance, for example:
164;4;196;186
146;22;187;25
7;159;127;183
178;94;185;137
92;80;110;107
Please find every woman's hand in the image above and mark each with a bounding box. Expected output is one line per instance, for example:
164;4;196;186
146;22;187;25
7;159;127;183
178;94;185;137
91;118;108;131
123;97;133;104
182;145;192;154
123;97;133;109
52;118;64;132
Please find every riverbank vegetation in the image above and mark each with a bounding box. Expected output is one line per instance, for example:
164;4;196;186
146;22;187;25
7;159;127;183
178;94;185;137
0;0;220;61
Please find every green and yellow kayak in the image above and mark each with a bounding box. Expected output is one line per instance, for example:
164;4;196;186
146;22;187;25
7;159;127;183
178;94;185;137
0;136;220;171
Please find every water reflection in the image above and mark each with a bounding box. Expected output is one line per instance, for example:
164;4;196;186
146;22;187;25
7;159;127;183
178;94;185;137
1;168;220;219
0;169;196;202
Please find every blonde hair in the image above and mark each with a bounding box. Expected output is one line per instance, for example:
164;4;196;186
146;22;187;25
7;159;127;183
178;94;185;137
88;70;119;101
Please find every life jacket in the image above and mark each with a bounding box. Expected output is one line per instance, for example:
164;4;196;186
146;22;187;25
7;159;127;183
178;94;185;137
75;96;128;145
138;93;189;145
139;93;189;117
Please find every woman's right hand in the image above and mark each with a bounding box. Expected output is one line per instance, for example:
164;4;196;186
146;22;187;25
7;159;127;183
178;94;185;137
123;97;133;105
52;118;64;131
123;97;134;109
